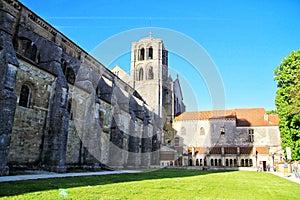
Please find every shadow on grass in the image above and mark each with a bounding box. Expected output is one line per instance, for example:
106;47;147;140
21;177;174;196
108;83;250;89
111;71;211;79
0;168;235;197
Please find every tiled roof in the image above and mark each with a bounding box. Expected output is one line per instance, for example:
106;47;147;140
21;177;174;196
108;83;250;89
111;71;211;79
175;108;279;127
188;147;206;154
187;146;269;155
240;147;253;154
210;147;222;154
224;147;238;154
255;146;269;154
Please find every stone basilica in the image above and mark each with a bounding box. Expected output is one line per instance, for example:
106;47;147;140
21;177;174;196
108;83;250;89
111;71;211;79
0;0;185;175
0;0;282;176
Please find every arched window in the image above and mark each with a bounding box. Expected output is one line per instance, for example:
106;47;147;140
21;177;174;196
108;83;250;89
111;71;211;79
148;66;154;80
19;84;31;108
200;159;203;166
241;159;244;167
245;159;249;167
218;159;222;166
196;159;199;166
234;159;237;166
148;47;153;59
211;159;214;166
139;48;145;60
230;159;233;166
200;127;205;135
249;159;253;167
225;159;229;166
215;159;218;166
138;68;144;81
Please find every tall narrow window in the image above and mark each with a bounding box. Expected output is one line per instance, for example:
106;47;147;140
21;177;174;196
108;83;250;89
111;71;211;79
249;129;254;142
19;84;31;108
148;47;153;59
139;68;143;81
139;48;145;60
148;66;154;80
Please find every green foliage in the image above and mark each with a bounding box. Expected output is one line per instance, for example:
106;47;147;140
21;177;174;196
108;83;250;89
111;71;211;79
275;50;300;160
266;110;278;114
0;169;299;199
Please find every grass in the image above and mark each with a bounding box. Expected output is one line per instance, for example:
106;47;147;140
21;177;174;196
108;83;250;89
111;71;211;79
0;169;299;199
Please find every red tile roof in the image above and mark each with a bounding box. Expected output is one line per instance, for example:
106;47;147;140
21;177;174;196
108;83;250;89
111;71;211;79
188;147;206;154
175;108;279;127
255;146;269;154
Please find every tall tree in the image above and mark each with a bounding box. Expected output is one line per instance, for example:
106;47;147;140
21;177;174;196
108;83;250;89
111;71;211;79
275;50;300;160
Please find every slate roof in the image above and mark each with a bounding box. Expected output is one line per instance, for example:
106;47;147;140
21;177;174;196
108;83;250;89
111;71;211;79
175;108;279;127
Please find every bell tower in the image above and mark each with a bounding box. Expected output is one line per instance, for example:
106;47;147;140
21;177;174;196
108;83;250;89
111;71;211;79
130;35;169;118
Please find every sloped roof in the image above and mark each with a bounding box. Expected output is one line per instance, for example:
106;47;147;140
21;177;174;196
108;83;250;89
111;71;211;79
175;108;279;127
188;147;206;154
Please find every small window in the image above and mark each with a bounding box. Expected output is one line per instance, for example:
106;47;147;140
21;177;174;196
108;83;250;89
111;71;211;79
218;159;222;166
241;159;244;167
19;84;31;108
248;129;254;142
148;47;153;59
139;48;145;60
211;159;214;166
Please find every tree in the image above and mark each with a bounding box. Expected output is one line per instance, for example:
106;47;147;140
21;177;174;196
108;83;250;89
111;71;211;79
274;50;300;160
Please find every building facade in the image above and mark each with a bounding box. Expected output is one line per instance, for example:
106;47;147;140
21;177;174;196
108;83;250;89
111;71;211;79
171;108;283;170
0;0;174;175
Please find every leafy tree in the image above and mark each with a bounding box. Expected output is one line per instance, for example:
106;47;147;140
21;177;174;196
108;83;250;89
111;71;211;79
274;50;300;160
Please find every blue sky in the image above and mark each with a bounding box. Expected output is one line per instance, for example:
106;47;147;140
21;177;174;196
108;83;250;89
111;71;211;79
19;0;300;111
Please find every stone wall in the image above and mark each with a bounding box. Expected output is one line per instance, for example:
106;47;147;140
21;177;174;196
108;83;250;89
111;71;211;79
0;0;162;175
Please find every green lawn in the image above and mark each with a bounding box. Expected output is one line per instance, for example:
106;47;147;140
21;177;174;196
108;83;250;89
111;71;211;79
0;169;299;199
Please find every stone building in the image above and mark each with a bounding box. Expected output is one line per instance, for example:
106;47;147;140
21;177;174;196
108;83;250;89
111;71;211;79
0;0;185;175
171;108;283;170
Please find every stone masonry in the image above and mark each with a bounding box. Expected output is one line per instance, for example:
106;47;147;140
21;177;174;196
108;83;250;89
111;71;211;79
0;0;164;175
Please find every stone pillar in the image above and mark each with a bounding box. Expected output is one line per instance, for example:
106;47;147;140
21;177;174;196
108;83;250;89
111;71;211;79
0;9;19;175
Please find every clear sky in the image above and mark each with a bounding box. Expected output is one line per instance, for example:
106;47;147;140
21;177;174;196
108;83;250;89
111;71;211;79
19;0;300;111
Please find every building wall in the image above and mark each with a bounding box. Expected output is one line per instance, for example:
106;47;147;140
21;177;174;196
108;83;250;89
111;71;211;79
8;60;55;165
172;118;282;168
0;0;162;175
